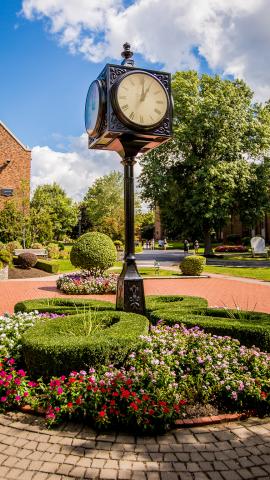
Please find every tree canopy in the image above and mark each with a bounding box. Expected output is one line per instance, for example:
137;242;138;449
139;71;270;253
31;183;78;240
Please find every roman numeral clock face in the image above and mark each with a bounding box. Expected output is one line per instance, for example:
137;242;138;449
112;72;169;130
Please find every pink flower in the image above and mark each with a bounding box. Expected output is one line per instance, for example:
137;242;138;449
0;397;7;402
15;395;21;402
57;387;63;395
17;369;26;377
23;392;29;397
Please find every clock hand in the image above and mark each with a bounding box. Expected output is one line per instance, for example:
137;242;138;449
140;78;145;101
141;82;152;101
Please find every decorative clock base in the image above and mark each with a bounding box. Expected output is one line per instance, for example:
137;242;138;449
116;259;145;314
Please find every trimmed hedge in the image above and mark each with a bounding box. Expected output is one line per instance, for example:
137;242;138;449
150;307;270;352
36;260;60;274
21;311;149;377
14;298;115;314
146;295;208;316
180;255;206;275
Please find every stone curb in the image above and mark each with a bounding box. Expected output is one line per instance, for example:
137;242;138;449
20;405;250;429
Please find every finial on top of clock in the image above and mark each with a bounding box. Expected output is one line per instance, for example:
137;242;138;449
121;42;134;66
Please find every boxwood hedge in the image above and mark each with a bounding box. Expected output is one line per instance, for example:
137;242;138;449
21;310;149;378
150;307;270;352
14;298;115;315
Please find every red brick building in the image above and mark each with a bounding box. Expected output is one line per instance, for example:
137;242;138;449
0;121;31;211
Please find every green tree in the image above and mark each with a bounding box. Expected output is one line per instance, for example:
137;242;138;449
139;72;270;254
83;172;125;241
0;202;23;243
30;208;54;244
31;183;78;240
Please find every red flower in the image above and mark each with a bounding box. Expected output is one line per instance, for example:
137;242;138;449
130;402;139;411
142;394;150;401
121;389;130;399
67;402;73;408
76;396;83;405
99;410;106;417
148;409;155;415
158;401;167;406
112;392;119;397
179;400;187;405
261;391;268;399
162;406;170;414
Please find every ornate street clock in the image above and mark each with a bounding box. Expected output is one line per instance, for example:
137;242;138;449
85;43;173;314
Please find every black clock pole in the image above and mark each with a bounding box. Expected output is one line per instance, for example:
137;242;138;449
116;136;145;314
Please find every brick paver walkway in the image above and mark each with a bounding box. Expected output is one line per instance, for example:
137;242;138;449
1;276;270;314
0;412;269;479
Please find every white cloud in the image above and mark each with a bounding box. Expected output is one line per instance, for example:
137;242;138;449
31;133;142;200
22;0;270;101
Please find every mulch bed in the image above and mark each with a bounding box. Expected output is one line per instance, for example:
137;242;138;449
8;267;52;279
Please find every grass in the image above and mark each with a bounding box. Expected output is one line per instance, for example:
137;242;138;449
204;265;270;281
109;267;181;277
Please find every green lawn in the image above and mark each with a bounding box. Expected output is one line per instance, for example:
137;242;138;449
109;266;181;277
204;265;270;281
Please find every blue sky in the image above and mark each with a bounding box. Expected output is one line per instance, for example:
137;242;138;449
1;0;270;199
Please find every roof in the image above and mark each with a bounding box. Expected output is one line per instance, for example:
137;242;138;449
0;120;31;152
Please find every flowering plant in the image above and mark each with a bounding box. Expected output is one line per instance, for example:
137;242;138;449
215;245;248;253
0;357;37;412
0;311;66;360
56;272;118;294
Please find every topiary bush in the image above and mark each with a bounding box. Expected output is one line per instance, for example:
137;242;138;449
21;311;149;377
70;232;117;276
18;252;37;269
180;255;206;275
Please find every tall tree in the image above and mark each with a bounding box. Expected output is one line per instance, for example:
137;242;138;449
0;202;23;243
83;172;125;241
31;183;78;240
139;72;270;254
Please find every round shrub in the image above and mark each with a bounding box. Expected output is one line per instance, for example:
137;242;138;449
21;311;149;377
180;255;206;275
226;234;241;245
6;240;22;254
14;297;115;314
47;243;60;259
31;242;43;249
70;232;117;276
18;252;37;269
242;236;251;247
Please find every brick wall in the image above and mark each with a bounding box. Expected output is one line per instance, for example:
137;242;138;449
0;122;31;211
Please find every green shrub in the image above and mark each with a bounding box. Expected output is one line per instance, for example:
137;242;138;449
180;255;206;275
150;308;270;352
18;252;37;269
0;249;12;266
21;311;149;377
70;232;117;276
59;250;70;259
242;236;251;247
14;297;115;314
35;260;60;274
31;242;43;249
6;240;22;254
114;240;123;251
226;234;241;245
47;243;60;259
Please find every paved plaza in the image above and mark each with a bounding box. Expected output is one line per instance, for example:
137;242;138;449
0;412;270;479
0;275;270;314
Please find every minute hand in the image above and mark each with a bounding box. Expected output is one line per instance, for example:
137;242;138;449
141;83;152;101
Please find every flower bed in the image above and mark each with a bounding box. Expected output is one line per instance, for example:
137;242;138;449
1;295;269;434
214;245;248;253
56;272;118;294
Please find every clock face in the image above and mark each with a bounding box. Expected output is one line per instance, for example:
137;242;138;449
85;80;104;137
113;71;169;130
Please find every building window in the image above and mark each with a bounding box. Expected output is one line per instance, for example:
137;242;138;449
0;188;14;197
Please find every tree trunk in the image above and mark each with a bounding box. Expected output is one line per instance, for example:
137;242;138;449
203;229;212;256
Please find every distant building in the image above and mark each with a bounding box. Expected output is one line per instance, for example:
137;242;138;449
0;121;31;211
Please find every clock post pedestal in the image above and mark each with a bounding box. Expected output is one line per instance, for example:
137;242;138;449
116;137;145;315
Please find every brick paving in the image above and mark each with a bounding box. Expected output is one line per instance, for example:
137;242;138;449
0;412;269;479
1;276;270;314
